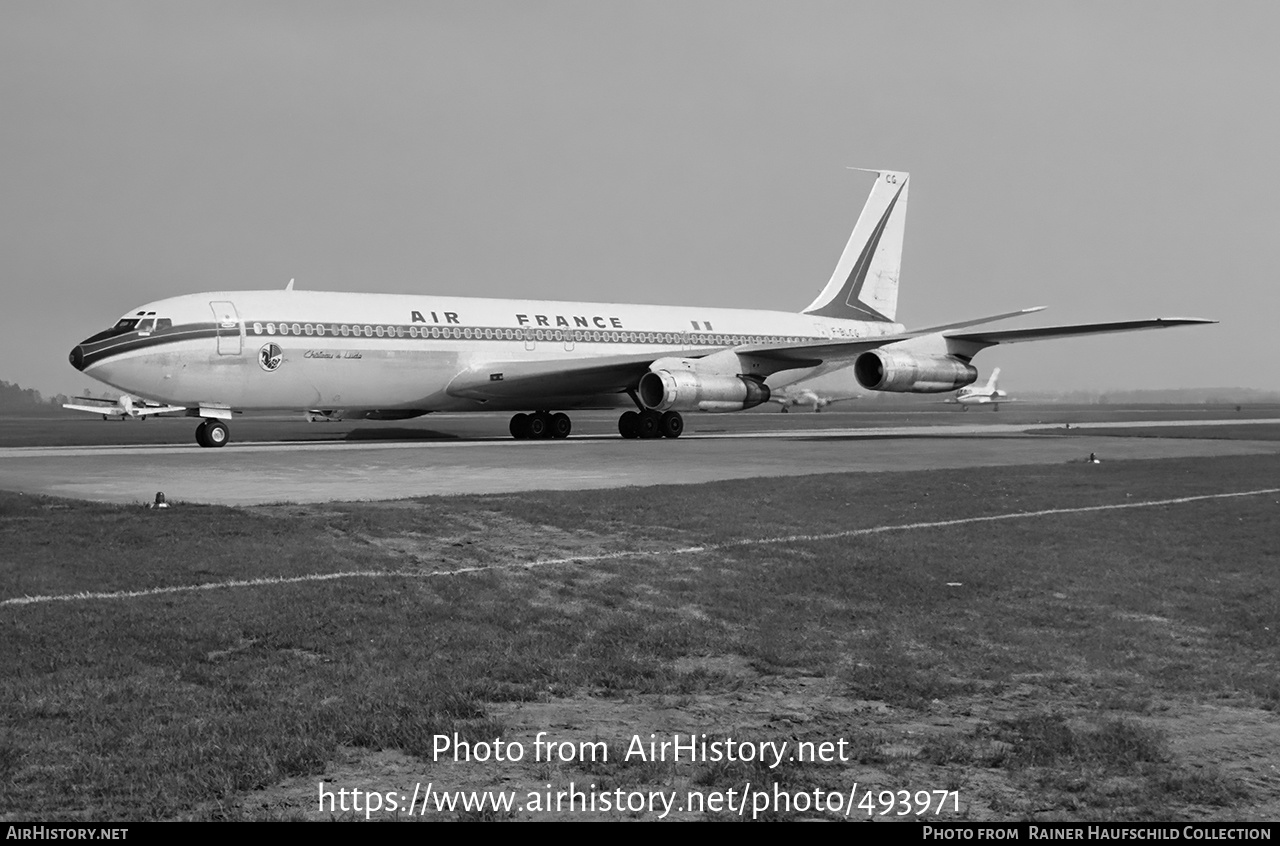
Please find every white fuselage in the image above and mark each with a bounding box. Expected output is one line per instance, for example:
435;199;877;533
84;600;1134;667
955;388;1007;405
74;290;903;414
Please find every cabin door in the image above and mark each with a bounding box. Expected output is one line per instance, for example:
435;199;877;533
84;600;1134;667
211;301;243;355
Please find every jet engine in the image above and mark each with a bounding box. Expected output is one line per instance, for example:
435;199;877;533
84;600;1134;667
853;350;978;393
638;369;771;413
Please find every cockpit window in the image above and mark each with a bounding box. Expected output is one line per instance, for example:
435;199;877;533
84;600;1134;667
83;317;147;345
156;318;172;330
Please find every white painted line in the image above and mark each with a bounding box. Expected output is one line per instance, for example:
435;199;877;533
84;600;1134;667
4;487;1278;608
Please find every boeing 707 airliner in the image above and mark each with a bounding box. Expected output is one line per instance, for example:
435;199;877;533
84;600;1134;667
67;170;1212;446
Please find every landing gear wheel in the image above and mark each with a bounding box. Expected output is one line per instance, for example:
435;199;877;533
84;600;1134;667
196;419;230;448
637;410;662;439
618;411;640;439
659;411;683;439
526;412;552;440
510;413;529;439
206;420;229;447
551;412;572;439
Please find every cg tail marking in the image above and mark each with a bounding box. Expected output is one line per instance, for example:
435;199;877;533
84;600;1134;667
803;170;908;322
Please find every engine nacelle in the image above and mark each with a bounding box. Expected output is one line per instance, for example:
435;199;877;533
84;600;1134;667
853;350;978;393
639;369;771;412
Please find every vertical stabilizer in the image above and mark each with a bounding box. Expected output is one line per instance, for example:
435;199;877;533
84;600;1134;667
803;170;908;322
985;368;1001;391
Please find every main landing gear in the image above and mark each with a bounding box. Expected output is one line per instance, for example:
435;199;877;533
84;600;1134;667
617;410;683;439
195;419;230;448
506;409;684;440
509;411;572;440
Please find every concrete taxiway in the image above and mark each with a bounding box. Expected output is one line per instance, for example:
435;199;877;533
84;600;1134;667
3;418;1278;505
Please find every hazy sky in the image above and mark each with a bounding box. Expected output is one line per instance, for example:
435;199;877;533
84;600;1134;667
2;1;1276;396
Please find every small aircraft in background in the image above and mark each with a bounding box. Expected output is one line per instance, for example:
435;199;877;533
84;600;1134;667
62;394;185;421
768;386;859;412
945;368;1011;410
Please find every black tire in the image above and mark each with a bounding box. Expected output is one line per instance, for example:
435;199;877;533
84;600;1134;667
618;411;640;439
659;411;683;439
195;421;210;448
527;413;551;439
510;413;529;439
551;412;572;439
637;411;661;439
204;420;230;448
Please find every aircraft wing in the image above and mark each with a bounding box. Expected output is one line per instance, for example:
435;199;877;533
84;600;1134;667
944;318;1216;349
62;397;186;416
733;307;1058;369
128;403;187;416
737;317;1215;372
446;350;686;401
906;306;1046;334
448;317;1215;400
735;335;907;368
63;402;125;415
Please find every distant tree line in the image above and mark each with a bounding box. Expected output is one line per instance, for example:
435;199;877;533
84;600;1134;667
0;380;69;409
1018;388;1280;404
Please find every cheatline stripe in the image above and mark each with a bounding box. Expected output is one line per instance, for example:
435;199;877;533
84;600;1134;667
4;487;1277;608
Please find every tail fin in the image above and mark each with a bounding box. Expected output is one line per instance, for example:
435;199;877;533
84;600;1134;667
803;169;908;322
985;368;1001;391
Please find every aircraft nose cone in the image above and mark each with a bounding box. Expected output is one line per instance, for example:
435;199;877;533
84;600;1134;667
69;345;85;371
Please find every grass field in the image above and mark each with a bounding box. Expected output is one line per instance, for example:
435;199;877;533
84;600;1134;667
2;453;1278;821
1038;424;1280;442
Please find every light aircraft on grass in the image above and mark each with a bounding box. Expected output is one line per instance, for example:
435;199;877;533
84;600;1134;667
944;367;1012;410
61;393;185;421
66;170;1214;447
